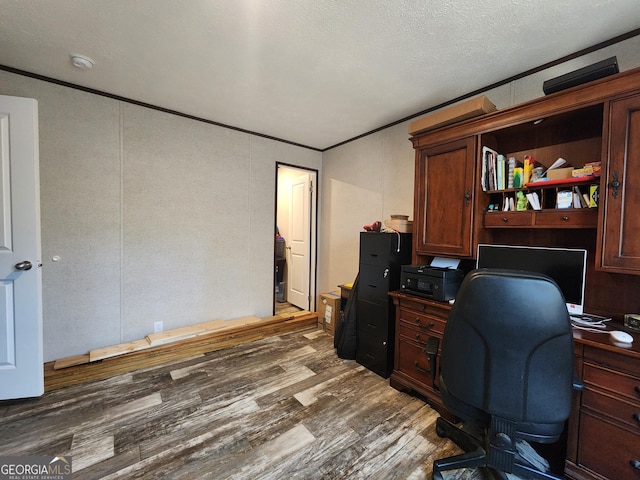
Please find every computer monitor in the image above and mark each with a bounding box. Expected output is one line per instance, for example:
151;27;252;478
476;244;587;315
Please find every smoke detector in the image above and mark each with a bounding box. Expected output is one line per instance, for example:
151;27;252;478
70;54;94;70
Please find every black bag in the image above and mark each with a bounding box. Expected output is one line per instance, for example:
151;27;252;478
334;274;358;359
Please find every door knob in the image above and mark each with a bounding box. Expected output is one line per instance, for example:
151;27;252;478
15;261;33;271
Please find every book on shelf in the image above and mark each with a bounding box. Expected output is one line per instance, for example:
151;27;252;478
497;155;506;190
481;146;499;191
574;186;589;208
557;190;573;209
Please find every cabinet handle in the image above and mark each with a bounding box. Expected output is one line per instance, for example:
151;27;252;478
631;460;640;471
502;217;508;223
415;318;435;330
635;386;640;395
413;360;431;375
464;188;471;206
562;216;569;221
610;171;621;199
633;413;640;423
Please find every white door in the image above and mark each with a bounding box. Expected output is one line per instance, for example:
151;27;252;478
0;95;43;400
287;172;311;310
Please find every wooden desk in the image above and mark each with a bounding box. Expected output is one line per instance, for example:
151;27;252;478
388;291;640;480
566;328;640;480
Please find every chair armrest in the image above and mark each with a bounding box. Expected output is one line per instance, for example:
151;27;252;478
572;373;584;391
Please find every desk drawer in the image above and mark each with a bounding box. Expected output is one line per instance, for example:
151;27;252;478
582;388;640;429
534;209;598;227
396;336;439;390
584;345;640;377
398;297;451;318
399;309;446;336
583;363;640;403
578;410;640;480
399;321;442;347
484;211;533;227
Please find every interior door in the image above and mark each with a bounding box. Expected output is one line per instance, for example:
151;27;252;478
0;95;43;400
287;172;311;310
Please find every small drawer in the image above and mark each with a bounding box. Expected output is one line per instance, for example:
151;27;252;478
399;322;437;347
484;211;533;227
583;363;640;404
582;388;640;429
399;309;446;336
399;297;451;317
534;209;598;227
584;345;640;377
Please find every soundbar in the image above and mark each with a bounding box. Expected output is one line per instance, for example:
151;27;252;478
543;56;619;95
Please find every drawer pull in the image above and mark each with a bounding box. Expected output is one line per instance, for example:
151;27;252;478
633;413;640;423
636;386;640;395
415;318;435;330
413;360;430;375
631;459;640;470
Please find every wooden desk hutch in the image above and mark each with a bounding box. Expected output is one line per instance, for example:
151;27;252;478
389;66;640;480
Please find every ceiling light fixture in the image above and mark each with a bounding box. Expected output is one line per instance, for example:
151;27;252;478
70;53;94;70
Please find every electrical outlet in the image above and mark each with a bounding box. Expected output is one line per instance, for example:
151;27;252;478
153;321;163;333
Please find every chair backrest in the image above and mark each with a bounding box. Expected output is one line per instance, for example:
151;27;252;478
440;269;574;425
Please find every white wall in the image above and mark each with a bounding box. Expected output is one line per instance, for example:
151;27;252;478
317;36;640;294
0;70;322;361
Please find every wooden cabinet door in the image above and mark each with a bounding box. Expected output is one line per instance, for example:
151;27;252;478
599;94;640;273
414;137;476;257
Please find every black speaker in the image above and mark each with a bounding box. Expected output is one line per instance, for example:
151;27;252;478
543;56;619;95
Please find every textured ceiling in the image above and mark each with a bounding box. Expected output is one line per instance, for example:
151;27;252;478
1;1;640;150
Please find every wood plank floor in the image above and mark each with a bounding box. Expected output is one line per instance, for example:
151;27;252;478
0;328;488;479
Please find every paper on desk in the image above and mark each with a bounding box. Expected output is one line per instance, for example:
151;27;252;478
430;257;461;269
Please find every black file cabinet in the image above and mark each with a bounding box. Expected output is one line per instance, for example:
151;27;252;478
357;232;412;377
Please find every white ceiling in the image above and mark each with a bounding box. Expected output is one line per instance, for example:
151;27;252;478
1;1;639;150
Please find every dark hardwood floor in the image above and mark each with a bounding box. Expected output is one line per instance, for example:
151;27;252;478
0;328;491;479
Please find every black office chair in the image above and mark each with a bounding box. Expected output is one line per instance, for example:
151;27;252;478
432;269;575;480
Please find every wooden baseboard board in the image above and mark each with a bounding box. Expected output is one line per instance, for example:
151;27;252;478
44;311;318;391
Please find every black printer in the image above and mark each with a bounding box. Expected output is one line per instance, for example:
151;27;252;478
400;265;464;301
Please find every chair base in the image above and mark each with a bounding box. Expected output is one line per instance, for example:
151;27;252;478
432;417;565;480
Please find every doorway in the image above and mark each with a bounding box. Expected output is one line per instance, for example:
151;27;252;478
275;164;317;314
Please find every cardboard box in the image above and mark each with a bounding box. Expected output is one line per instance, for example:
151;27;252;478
383;219;413;233
408;96;496;136
317;291;341;333
547;167;574;180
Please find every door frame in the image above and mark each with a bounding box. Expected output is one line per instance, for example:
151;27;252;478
274;163;318;313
